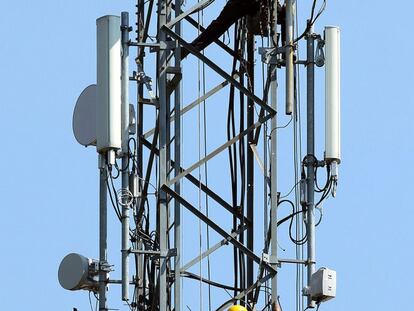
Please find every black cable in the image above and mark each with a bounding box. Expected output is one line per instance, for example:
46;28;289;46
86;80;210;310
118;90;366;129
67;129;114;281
315;206;323;227
312;0;327;24
277;200;308;245
114;137;137;175
181;271;243;291
110;162;121;179
315;165;330;193
216;297;254;311
309;0;318;22
315;178;332;209
88;291;94;311
227;20;240;298
93;292;98;311
293;0;327;44
302;154;331;194
277;209;303;227
106;173;122;220
238;18;247;294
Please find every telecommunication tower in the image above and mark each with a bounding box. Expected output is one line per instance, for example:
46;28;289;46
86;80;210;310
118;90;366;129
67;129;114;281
60;1;341;310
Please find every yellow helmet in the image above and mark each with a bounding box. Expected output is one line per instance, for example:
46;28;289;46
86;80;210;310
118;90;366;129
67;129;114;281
228;306;248;311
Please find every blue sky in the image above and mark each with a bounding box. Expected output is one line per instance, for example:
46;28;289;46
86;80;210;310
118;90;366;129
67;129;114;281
0;1;412;310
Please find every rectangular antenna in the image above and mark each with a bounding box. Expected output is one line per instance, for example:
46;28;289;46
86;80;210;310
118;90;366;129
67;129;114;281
325;26;341;163
96;15;122;153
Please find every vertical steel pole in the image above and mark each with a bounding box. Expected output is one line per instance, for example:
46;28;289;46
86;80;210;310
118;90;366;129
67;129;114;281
158;0;169;310
270;1;279;309
306;26;316;308
174;0;182;310
99;154;108;311
246;31;254;305
285;0;294;115
121;11;130;302
136;0;145;304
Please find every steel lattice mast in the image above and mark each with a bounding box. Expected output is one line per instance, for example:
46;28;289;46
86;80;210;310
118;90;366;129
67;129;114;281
60;1;341;311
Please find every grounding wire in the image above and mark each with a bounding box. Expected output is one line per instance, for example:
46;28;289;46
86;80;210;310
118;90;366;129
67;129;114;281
203;45;213;311
280;180;301;199
89;291;94;311
181;271;242;292
292;0;327;45
261;33;271;311
315;165;331;193
181;27;185;311
315;178;332;209
196;4;204;309
294;3;306;309
293;32;301;311
238;17;247;298
227;21;239;299
221;289;254;311
106;167;122;221
93;292;99;311
198;4;212;309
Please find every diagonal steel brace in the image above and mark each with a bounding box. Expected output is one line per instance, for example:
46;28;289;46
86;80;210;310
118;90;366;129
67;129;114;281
161;185;276;275
216;273;273;311
165;0;214;29
161;25;276;117
180;225;247;272
140;137;250;225
166;114;272;187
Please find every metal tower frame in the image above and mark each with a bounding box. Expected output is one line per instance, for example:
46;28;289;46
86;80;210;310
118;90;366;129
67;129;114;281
61;1;340;310
133;1;279;308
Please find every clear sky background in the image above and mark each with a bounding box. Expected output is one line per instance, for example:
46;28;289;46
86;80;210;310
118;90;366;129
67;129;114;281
0;1;412;310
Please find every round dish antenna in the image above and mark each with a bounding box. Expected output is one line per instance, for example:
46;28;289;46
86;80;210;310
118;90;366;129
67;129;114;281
58;253;98;291
73;84;97;147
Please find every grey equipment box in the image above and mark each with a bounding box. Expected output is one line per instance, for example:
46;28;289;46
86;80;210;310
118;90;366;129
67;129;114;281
310;267;337;302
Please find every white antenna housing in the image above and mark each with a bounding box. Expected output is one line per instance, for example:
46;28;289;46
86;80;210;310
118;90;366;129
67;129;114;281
325;26;341;164
96;15;122;153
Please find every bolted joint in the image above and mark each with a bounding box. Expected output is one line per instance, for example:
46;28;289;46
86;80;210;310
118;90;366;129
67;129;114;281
159;248;177;258
120;25;133;32
99;261;113;273
302;154;325;168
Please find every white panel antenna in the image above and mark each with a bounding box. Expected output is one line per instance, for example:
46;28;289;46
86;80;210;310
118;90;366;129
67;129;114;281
96;15;122;153
325;26;341;164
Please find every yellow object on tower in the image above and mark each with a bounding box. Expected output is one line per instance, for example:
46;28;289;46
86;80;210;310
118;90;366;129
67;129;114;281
228;306;248;311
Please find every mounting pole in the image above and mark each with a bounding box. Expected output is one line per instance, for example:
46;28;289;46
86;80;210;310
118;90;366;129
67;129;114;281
158;0;169;310
121;11;130;302
135;0;145;303
270;0;279;308
174;0;182;310
99;154;108;311
306;25;316;308
285;0;295;115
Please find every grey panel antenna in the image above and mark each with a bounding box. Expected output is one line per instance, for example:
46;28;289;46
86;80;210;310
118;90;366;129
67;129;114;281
73;84;97;147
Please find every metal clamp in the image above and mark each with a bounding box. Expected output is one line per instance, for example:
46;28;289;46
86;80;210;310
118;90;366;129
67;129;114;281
99;261;113;273
303;154;325;168
262;253;280;267
258;47;282;65
161;248;177;258
129;248;177;258
315;37;325;67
